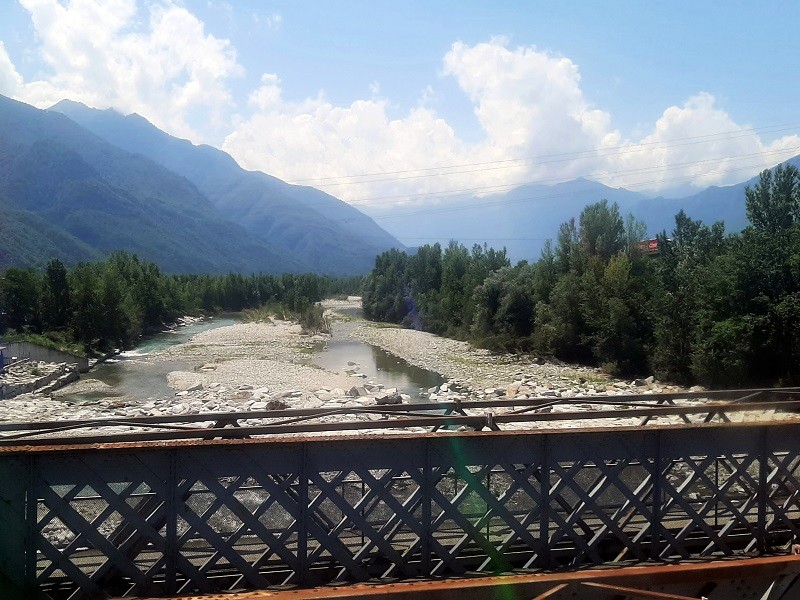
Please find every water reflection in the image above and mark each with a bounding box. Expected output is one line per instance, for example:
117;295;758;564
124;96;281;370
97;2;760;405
311;339;444;399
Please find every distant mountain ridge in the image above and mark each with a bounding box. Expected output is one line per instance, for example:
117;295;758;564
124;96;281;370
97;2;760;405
0;94;310;273
50;100;404;275
371;158;800;262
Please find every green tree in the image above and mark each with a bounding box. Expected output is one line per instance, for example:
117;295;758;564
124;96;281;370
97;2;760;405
745;165;799;234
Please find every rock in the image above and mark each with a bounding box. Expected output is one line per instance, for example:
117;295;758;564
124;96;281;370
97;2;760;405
315;390;334;402
347;361;358;366
238;384;253;390
346;386;361;397
187;382;204;392
375;392;403;405
533;357;546;365
645;375;655;384
632;379;647;387
250;401;268;411
689;385;705;393
168;371;203;392
266;398;289;410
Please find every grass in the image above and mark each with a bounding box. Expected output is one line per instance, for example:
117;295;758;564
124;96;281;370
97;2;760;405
2;331;87;357
369;321;403;329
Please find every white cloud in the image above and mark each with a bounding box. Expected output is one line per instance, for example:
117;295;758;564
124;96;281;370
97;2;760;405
0;41;24;96
11;0;243;142
223;39;619;208
223;39;800;208
604;93;800;192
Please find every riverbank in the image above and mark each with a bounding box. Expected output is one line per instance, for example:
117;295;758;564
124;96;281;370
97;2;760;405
0;297;794;434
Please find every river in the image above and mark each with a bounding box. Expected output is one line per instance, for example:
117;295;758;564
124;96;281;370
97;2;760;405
58;310;443;405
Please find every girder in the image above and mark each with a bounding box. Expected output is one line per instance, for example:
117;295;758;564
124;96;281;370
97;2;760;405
3;411;800;598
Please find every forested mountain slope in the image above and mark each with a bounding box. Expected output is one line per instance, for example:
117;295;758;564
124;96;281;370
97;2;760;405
51;100;404;275
0;95;301;273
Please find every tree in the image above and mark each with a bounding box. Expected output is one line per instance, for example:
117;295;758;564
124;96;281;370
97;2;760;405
0;268;41;332
745;165;799;234
40;259;71;331
579;200;625;262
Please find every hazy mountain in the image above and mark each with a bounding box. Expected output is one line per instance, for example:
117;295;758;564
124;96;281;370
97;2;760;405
378;159;800;262
631;154;800;234
0;95;304;273
51;100;404;275
376;178;652;262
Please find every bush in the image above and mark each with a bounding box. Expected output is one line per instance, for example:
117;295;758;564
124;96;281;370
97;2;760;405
299;304;330;335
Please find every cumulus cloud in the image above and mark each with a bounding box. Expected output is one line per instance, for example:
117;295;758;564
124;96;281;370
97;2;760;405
0;41;24;96
11;0;243;141
224;38;800;209
605;93;800;192
224;39;620;207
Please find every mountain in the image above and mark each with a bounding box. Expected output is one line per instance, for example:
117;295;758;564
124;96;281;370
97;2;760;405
50;100;404;275
0;94;305;274
631;155;800;234
0;194;101;267
373;158;800;263
373;178;653;262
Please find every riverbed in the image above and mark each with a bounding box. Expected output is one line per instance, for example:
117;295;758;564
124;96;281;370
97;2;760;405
0;297;696;427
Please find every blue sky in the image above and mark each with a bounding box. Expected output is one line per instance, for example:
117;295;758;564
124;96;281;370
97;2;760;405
1;0;799;210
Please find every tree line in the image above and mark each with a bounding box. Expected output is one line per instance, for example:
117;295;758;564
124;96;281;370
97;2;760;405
0;251;360;355
362;166;800;388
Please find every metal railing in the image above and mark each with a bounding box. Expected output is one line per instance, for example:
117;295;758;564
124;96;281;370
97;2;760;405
2;416;800;599
0;386;798;445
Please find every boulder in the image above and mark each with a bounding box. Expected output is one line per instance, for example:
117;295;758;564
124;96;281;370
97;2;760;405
375;392;403;406
266;398;289;410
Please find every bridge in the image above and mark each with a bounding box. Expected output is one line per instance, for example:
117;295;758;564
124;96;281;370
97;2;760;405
2;388;800;599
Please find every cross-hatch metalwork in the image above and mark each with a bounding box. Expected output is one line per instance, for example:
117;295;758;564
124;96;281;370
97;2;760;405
1;390;800;599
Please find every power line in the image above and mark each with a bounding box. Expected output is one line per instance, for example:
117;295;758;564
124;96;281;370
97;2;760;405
336;145;800;208
286;121;800;185
365;158;793;221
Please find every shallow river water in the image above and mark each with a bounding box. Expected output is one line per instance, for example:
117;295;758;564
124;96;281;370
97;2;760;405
58;310;442;404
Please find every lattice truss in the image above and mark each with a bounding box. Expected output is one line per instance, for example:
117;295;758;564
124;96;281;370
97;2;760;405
1;426;800;599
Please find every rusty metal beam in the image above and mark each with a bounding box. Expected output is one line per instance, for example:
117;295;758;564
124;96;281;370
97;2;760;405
135;555;800;599
579;581;704;599
2;386;797;435
0;396;798;447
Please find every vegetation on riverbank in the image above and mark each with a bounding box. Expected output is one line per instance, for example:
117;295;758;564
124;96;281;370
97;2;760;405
363;166;800;387
0;252;359;353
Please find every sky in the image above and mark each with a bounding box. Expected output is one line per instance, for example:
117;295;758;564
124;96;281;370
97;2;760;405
1;0;799;219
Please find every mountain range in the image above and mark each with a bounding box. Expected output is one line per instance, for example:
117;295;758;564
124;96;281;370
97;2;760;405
2;93;797;271
374;158;800;263
0;95;402;274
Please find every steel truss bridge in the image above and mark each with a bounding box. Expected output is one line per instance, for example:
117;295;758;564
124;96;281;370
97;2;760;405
2;388;800;599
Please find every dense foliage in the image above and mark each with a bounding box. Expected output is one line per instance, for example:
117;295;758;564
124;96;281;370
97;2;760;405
363;167;800;387
0;251;360;354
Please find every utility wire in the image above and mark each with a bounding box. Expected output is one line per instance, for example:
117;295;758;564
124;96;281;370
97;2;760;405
341;145;800;207
287;121;800;185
